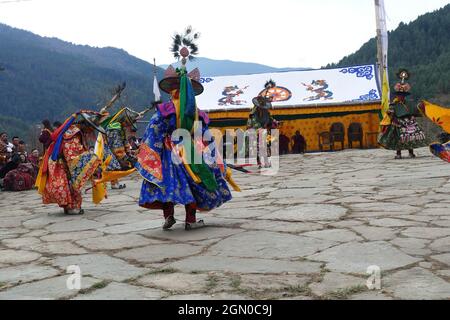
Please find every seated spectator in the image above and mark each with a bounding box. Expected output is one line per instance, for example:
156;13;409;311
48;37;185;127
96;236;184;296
0;140;28;179
292;130;307;154
17;140;28;158
11;136;20;153
0;149;21;179
3;161;37;192
28;149;40;167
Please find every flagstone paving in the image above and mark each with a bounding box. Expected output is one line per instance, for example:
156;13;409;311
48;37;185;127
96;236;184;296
1;147;450;300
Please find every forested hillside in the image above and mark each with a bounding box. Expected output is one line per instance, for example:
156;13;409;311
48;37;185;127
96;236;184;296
0;23;165;135
327;4;450;106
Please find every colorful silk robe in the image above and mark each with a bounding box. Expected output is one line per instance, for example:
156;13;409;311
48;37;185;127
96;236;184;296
136;102;232;211
420;101;450;163
106;127;130;165
378;99;428;150
42;125;101;209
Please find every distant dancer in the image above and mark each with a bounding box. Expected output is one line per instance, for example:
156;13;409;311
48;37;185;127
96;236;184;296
378;69;427;159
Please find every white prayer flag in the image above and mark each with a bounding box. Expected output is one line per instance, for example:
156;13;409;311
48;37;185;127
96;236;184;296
153;74;161;102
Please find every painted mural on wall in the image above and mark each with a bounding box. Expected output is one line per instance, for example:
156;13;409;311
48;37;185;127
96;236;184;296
218;85;249;106
196;65;380;111
302;80;334;101
259;86;292;102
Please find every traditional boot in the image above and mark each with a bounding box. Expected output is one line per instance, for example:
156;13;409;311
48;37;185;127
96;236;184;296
409;149;416;158
185;204;205;231
395;150;402;160
162;203;176;230
64;208;85;216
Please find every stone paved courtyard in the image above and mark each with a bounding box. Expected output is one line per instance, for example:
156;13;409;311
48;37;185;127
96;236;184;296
1;147;450;300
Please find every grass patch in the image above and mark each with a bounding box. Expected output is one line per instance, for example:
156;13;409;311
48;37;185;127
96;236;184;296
205;275;219;291
78;280;110;295
147;268;178;275
190;271;203;275
284;285;312;296
324;285;368;300
230;276;241;290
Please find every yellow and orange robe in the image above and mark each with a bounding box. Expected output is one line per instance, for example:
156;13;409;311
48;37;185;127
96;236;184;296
420;100;450;163
42;125;101;210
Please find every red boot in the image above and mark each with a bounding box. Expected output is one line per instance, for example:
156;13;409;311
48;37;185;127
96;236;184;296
184;203;205;231
162;203;176;230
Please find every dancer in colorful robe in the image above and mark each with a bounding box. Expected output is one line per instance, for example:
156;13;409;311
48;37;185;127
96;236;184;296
378;69;427;159
90;107;149;204
136;27;239;231
103;107;145;189
418;100;450;163
36;111;105;215
247;96;276;168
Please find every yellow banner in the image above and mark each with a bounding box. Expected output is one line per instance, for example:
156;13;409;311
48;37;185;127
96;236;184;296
421;100;450;133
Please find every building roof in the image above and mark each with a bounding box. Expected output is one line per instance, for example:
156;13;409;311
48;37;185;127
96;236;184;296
196;65;381;112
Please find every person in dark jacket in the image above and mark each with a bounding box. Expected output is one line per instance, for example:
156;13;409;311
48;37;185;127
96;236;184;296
292;131;307;154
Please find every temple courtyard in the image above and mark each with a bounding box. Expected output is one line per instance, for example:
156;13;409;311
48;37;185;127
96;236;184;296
1;147;450;300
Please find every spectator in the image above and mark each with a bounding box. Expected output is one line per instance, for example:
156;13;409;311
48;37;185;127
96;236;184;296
0;148;21;179
17;141;28;159
292;130;307;154
28;149;40;167
39;119;53;152
0;132;13;165
279;133;290;155
12;136;20;152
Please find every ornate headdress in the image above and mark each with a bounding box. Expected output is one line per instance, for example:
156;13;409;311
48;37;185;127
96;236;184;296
252;80;275;110
159;26;204;132
159;26;204;96
77;111;107;134
108;107;151;131
394;69;411;96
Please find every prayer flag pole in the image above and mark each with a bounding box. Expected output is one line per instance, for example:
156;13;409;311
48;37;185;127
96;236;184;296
375;0;390;123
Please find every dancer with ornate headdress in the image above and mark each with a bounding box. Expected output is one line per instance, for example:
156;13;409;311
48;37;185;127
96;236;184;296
136;27;240;231
247;81;279;168
378;69;427;159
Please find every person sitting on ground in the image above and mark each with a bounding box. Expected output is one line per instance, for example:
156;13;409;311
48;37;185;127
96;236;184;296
27;149;40;176
0;148;22;179
3;151;37;192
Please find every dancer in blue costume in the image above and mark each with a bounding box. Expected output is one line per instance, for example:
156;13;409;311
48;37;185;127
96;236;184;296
136;27;240;230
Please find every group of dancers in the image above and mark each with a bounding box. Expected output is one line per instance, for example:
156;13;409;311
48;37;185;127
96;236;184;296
35;29;450;231
35;30;240;230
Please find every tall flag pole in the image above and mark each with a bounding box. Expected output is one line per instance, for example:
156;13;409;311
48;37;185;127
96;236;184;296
153;58;161;103
375;0;391;125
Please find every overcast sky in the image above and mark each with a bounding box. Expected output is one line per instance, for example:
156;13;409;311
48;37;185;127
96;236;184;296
1;0;448;68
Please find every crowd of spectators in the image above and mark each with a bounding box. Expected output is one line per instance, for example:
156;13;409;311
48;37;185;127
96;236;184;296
0;119;143;193
0;131;40;191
